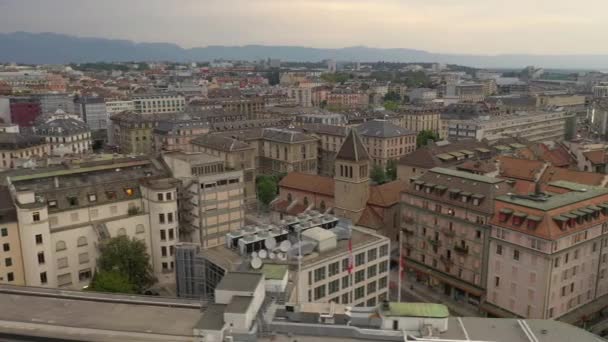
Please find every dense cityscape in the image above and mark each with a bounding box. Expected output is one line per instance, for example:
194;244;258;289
1;2;608;341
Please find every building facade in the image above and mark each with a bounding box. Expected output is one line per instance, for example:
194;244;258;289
74;96;108;131
34;110;91;156
357;120;416;167
133;94;186;114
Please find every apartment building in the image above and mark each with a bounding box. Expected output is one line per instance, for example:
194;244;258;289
401;168;511;305
190;134;257;206
110;112;172;154
152;119;210;153
163;151;245;249
36;93;75;115
105;100;135;114
447;111;575;143
132;93;185;114
299;124;349;176
327;90;369;109
34;110;92;156
357;119;416;167
0;187;24;285
288;87;313;107
3;156;180;288
0;133;49;170
445;83;485;103
408;88;437;103
484;181;608;320
398;107;442;137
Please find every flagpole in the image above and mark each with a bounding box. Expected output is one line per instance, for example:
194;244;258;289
398;229;402;302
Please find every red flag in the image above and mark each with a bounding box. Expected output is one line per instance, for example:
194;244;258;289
348;239;354;274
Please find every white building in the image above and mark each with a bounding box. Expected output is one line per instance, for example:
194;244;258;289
105;100;135;114
288;87;313;107
34;110;91;156
132;94;186;114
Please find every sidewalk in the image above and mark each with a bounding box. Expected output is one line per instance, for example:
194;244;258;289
389;270;482;317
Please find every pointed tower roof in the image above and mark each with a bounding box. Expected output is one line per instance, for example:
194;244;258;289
336;129;370;162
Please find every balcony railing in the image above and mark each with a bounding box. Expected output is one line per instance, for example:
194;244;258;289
441;227;456;238
440;255;454;267
427;238;442;247
454;244;469;255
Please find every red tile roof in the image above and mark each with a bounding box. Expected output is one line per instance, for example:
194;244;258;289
497;156;545;181
368;180;407;207
583;150;607;165
357;205;384;230
278;172;335;197
539;166;606;187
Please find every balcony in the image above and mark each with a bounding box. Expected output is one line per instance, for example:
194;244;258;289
128;207;142;216
441;227;456;238
454;244;469;255
440;255;454;267
402;227;415;235
403;216;415;225
427;238;442;247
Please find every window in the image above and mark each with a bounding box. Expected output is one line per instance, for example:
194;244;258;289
496;244;503;255
90;209;98;219
160;230;166;241
368;265;377;278
328;262;340;277
124;188;134;196
159;213;165;224
368;249;377;262
379;276;388;289
57;273;72;287
355;270;365;283
166;192;172;200
33;212;40;222
314;284;326;300
379;244;389;257
169;229;174;240
67;197;78;206
37;252;45;264
55;240;67;251
161;246;167;257
5;257;12;267
79;269;92;282
342;293;350;304
167;212;173;223
495;276;500;287
7;272;13;282
3;243;9;252
328;279;340;294
379;260;388;273
513;249;520;261
342;275;350;289
77;236;87;247
57;257;68;269
40;272;48;284
0;227;6;237
355;286;365;300
117;228;126;236
367;281;377;294
78;252;89;264
88;194;97;202
48;200;58;208
314;267;326;282
70;212;79;222
342;258;349;272
355;252;365;266
110;205;117;214
157;193;164;201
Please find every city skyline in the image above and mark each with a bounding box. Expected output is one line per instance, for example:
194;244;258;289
0;0;605;55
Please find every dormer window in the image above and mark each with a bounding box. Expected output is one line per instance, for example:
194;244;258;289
48;200;57;208
472;194;484;206
499;208;513;222
461;192;471;203
414;181;424;191
512;212;527;226
553;215;568;231
425;184;435;194
527;216;541;230
106;191;116;200
67;196;78;206
88;194;97;202
448;189;461;200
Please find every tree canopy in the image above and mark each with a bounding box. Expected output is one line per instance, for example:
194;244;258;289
383;91;401;102
416;130;440;148
386;160;398;181
370;165;389;185
96;236;154;293
383;100;400;111
88;270;135;294
256;175;279;206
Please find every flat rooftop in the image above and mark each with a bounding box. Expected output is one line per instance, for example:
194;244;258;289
497;184;608;211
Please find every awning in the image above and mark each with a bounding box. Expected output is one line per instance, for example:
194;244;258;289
459;150;476;156
598;203;608;209
563;213;577;219
414;180;425;185
435;185;448;191
449;152;465;158
437;153;455;161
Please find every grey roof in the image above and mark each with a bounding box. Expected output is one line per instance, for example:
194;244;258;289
336;129;369;162
357;119;415;138
215;272;263;292
0;133;46;149
261;128;316;143
153;119;209;135
195;304;226;331
35;116;90;136
225;296;254;314
398;139;493;168
300;123;349;137
190;134;252;152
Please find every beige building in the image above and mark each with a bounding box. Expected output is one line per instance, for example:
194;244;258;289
401;168;510;305
133;94;185;114
397;108;442;137
163;152;245;249
153;119;210;153
288;87;313;107
252;128;318;175
110;112;170;154
190;134;257;206
0;133;50;170
0;187;24;285
357;120;416;167
34;111;92;156
3;156;180;289
485;181;608;320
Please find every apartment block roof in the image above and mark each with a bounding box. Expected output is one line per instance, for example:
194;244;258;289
496;182;608;211
398;139;493;169
0;132;46;150
356;119;415;138
215;272;263;293
190;134;252;152
279;172;335;197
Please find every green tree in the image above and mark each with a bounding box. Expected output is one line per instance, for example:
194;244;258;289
416;130;440;148
383;100;400;111
88;270;135;294
370;165;388;184
383;91;401;102
386;160;398;181
97;236;154;293
256;175;278;206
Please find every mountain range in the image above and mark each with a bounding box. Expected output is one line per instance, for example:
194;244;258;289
1;31;608;70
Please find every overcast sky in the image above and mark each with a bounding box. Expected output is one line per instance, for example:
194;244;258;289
0;0;603;54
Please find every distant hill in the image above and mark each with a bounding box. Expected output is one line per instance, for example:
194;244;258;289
1;31;608;69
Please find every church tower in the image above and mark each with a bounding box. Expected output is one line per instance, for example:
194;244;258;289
333;129;370;223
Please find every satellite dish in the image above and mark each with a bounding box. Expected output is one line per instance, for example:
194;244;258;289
259;249;268;259
251;251;258;259
269;252;276;259
279;240;292;253
264;237;277;250
251;257;263;270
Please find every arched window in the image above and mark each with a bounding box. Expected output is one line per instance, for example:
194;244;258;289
117;228;127;236
135;224;145;234
303;197;309;206
320;201;326;212
77;236;88;247
287;193;293;202
55;240;67;251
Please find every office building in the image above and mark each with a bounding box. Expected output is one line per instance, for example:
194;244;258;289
357;119;416;167
132;93;186;114
105;100;135;114
74;96;108;130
